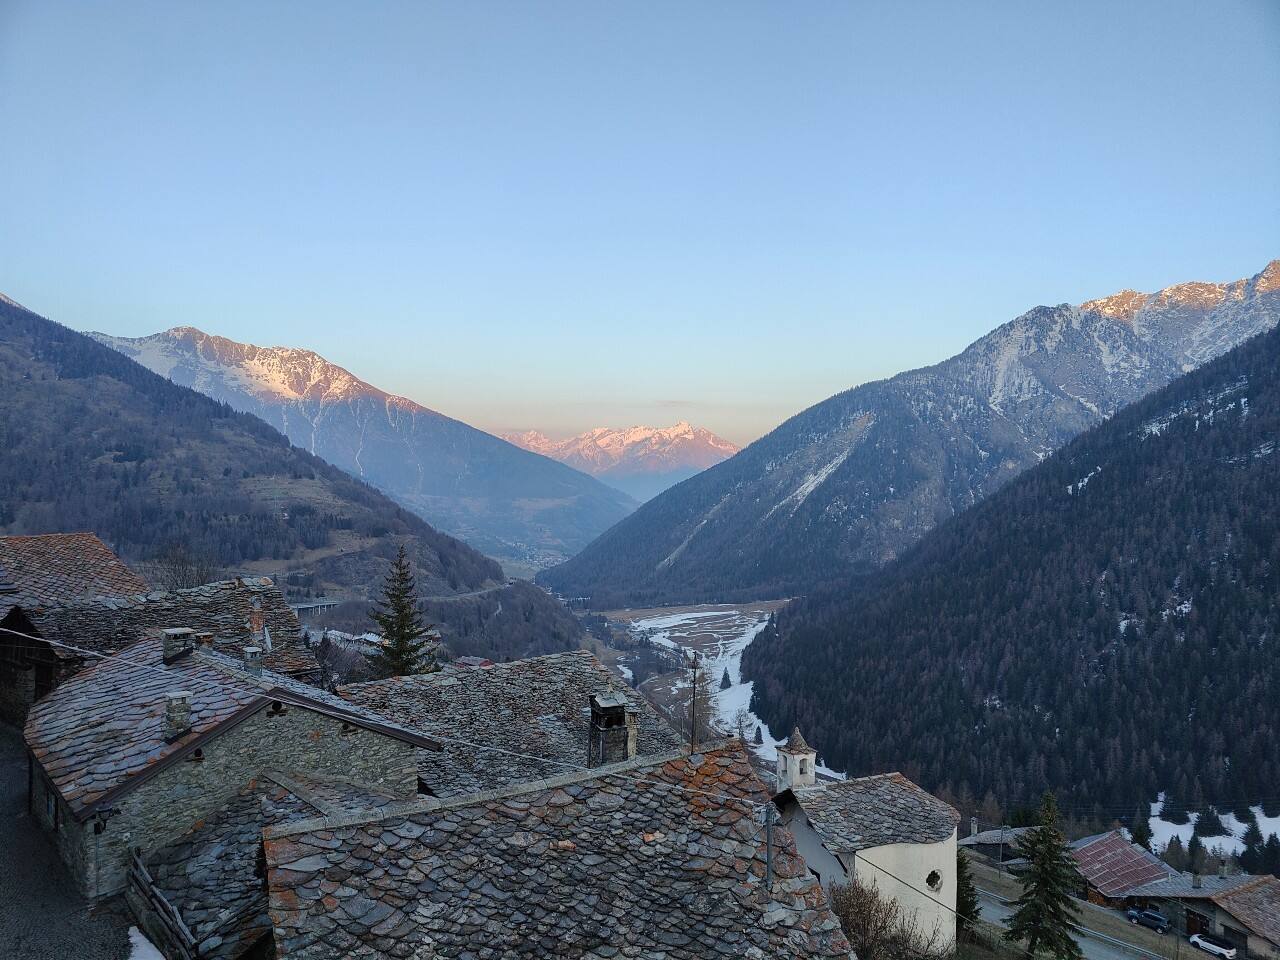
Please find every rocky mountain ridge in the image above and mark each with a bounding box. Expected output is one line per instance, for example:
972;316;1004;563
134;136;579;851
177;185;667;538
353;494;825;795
88;326;637;570
541;260;1280;606
503;421;738;501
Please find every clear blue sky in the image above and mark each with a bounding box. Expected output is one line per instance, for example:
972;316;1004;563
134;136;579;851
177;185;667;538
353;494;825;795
1;1;1277;446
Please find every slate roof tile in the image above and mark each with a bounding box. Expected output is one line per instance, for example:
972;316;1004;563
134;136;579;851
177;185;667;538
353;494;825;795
264;741;854;959
337;651;685;797
0;533;148;608
24;636;431;818
789;772;959;853
13;576;308;674
1211;875;1280;948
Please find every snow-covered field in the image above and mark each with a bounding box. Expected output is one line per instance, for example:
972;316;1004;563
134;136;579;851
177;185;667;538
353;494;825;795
1147;795;1280;856
622;604;845;779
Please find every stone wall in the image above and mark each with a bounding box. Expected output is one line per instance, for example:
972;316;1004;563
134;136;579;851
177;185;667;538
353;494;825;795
51;705;420;899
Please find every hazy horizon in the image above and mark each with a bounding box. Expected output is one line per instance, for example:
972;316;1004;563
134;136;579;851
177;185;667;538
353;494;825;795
3;1;1278;446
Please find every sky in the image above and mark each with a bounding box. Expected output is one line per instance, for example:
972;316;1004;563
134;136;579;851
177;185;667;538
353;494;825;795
1;2;1277;447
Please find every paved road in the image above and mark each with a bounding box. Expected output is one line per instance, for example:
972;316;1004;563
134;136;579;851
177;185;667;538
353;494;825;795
978;888;1156;960
0;725;132;960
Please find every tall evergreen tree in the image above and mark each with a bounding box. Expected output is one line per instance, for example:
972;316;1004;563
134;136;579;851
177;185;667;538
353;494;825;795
1239;822;1264;874
1263;835;1280;878
720;667;732;690
956;850;981;939
1187;835;1208;874
1130;806;1153;851
1163;836;1188;872
1004;794;1084;960
368;543;434;677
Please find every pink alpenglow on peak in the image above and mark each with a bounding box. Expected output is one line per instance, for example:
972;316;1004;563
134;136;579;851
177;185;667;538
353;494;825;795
503;422;738;502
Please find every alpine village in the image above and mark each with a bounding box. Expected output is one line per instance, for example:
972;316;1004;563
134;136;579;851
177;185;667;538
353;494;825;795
3;5;1280;960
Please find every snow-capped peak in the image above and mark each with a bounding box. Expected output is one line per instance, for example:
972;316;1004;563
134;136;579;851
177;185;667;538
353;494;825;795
502;422;738;478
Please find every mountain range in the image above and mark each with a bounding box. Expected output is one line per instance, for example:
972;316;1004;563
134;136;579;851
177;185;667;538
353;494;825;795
87;327;636;571
502;422;738;501
540;261;1280;607
0;296;582;660
743;321;1280;816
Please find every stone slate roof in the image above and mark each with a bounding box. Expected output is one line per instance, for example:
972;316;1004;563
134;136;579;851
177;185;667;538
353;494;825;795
337;651;685;797
958;826;1034;847
0;532;148;609
1126;870;1257;900
780;726;814;754
24;636;435;819
145;770;405;960
14;576;309;674
264;740;854;959
1212;875;1280;948
1069;830;1177;898
786;772;960;854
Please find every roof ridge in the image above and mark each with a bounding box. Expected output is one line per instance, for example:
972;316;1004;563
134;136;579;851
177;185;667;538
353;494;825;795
265;738;743;840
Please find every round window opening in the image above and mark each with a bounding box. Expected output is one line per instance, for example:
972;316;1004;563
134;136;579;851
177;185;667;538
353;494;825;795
926;870;943;892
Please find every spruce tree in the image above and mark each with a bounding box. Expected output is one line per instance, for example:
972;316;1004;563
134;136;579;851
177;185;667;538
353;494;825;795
720;667;732;690
956;849;981;939
753;724;763;745
1004;794;1084;960
1263;835;1280;878
1194;809;1227;839
368;544;434;677
1239;822;1264;874
1187;835;1208;874
1163;836;1188;872
1130;806;1153;851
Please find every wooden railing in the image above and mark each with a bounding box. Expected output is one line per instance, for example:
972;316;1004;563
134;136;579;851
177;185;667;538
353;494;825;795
127;853;199;960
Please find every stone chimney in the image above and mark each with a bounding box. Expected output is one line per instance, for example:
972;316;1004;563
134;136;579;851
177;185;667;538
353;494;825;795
588;692;638;767
775;727;817;791
1192;872;1203;889
161;628;195;664
248;595;272;651
1218;860;1227;880
243;645;263;676
165;691;192;742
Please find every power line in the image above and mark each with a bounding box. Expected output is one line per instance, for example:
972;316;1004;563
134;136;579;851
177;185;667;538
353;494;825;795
3;625;772;815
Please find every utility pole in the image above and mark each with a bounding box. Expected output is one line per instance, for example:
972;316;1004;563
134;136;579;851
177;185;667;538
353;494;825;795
688;650;699;753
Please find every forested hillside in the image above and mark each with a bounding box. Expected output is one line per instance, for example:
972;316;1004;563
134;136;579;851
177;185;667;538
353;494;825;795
0;296;582;657
743;325;1280;819
541;262;1279;607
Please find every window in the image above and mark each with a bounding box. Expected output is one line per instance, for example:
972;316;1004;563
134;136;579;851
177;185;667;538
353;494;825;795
926;870;943;892
799;759;809;774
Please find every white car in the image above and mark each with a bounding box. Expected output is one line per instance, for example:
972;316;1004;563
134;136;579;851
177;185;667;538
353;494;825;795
1189;934;1238;959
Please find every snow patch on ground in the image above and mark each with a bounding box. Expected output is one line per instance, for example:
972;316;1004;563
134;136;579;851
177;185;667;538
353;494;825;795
627;608;846;780
1067;466;1101;495
763;448;854;521
129;928;165;960
1147;796;1280;857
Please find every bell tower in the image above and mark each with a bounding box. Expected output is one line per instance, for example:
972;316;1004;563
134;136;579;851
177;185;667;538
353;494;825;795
775;726;817;790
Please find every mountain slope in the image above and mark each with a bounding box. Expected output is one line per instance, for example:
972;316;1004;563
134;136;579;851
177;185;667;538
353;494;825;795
87;327;636;568
743;323;1280;816
541;261;1280;606
0;296;582;658
503;422;738;501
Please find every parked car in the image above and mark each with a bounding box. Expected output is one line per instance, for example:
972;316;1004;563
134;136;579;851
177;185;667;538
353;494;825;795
1189;933;1238;958
1126;908;1171;933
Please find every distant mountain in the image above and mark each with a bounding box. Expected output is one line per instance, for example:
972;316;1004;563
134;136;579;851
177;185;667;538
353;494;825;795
87;327;636;569
541;261;1280;607
0;296;582;659
744;322;1280;818
503;422;738;501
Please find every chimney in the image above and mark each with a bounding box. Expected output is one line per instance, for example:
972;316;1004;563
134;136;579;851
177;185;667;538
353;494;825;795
1192;873;1202;889
588;692;638;767
1218;860;1227;880
243;645;263;676
194;631;214;648
248;595;272;651
972;816;980;839
164;691;192;742
161;628;195;664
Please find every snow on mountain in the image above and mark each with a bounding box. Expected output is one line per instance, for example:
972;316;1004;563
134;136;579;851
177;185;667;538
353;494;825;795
503;422;738;501
542;260;1280;606
87;327;636;567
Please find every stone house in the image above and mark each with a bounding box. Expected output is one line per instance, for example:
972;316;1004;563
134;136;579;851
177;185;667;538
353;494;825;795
23;627;437;904
1125;872;1280;957
0;532;149;722
1;576;313;723
264;739;856;959
773;728;961;951
335;649;686;796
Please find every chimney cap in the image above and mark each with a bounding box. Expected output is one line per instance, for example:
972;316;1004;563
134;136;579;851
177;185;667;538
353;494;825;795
167;690;193;703
162;627;196;637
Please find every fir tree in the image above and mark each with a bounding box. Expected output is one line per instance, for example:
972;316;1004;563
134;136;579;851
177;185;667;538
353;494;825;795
1163;836;1188;872
720;667;732;690
1239;821;1265;874
1130;806;1153;851
1004;794;1084;960
1194;809;1227;839
753;724;763;745
956;850;981;939
367;544;434;677
1264;835;1280;878
1187;835;1208;874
